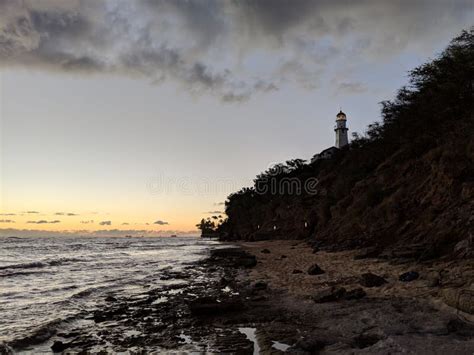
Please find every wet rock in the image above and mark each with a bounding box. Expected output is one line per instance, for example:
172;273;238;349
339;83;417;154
292;269;303;274
0;343;14;354
344;288;366;300
253;281;267;290
293;338;326;352
105;295;117;302
360;273;387;287
313;287;346;303
189;296;244;316
353;333;383;349
220;276;232;286
51;340;69;353
399;271;419;282
261;249;271;254
307;264;325;275
209;248;257;268
160;271;190;280
250;295;267;302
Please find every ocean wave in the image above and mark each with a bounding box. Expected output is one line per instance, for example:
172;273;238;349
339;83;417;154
0;257;86;271
0;270;48;278
0;262;46;271
70;286;102;299
47;257;87;266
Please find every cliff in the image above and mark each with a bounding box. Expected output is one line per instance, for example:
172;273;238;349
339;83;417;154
219;29;474;259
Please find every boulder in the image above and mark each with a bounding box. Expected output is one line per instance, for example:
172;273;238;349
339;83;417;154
399;271;419;282
313;287;346;303
261;249;271;254
308;264;325;275
51;341;69;353
360;273;387;287
442;288;474;314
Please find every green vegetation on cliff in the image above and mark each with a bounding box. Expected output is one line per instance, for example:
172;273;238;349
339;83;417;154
215;29;474;258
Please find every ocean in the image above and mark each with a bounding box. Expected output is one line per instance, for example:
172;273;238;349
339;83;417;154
0;236;220;352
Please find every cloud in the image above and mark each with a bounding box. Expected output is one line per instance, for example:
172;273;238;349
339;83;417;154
27;220;61;224
55;212;79;216
0;219;15;223
153;220;169;225
335;81;368;94
0;213;16;216
0;1;471;101
214;202;225;206
80;220;94;224
99;221;112;226
25;211;39;214
205;211;223;214
122;222;129;225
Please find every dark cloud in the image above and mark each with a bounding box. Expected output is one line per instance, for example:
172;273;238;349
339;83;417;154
153;220;169;225
0;1;472;100
0;219;15;223
99;221;112;226
0;213;16;216
214;202;225;206
80;220;94;224
205;211;223;214
25;211;39;214
27;220;60;224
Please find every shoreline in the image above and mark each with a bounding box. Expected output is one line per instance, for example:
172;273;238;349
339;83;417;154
234;240;474;353
4;240;473;354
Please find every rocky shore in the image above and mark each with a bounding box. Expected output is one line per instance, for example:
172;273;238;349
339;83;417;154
4;241;473;354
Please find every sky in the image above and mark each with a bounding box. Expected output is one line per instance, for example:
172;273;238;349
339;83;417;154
0;0;473;237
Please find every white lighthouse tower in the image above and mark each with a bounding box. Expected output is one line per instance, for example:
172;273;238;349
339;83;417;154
335;110;349;148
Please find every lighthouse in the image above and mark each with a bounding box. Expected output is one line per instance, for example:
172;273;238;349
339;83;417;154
335;110;349;148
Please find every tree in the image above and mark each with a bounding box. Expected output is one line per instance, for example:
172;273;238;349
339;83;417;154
196;218;216;237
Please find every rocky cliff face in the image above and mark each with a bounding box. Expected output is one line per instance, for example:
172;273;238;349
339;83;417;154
220;30;474;258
